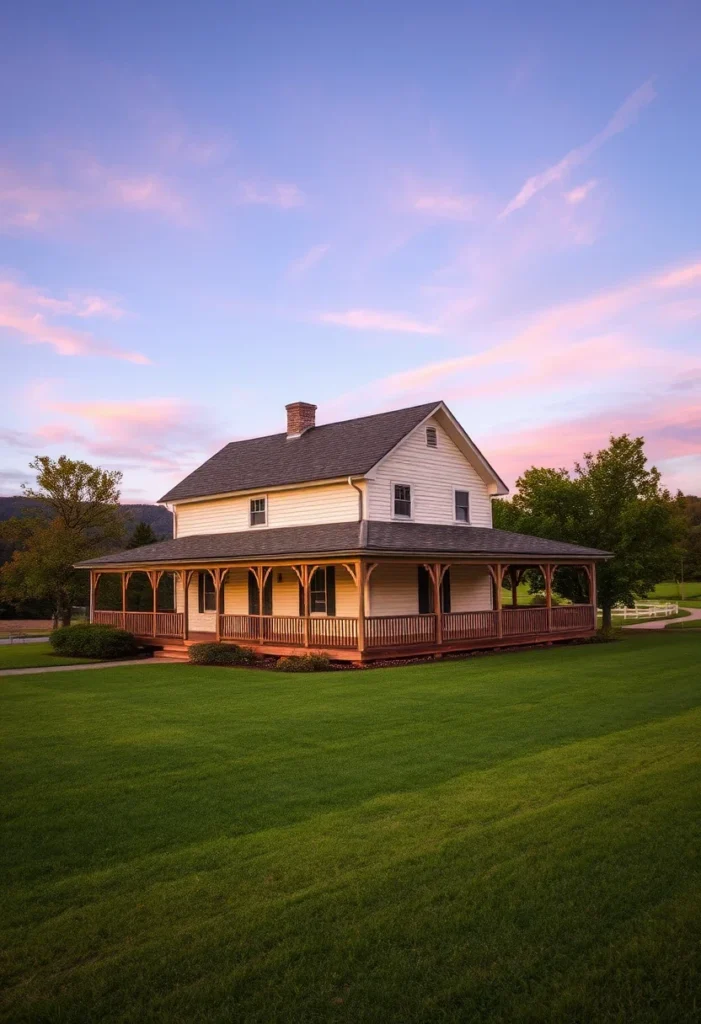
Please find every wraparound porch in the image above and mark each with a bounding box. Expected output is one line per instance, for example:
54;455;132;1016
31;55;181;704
89;557;598;661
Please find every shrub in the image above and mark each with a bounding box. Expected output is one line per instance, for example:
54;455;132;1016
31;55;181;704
50;623;139;659
275;653;331;673
188;642;256;666
529;594;562;606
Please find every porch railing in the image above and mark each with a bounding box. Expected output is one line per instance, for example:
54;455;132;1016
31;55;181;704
502;606;549;635
551;605;594;630
94;604;594;647
93;609;183;637
364;614;436;648
442;610;499;640
309;617;358;649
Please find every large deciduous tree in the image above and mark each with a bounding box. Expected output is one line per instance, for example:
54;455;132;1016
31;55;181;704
493;435;685;628
0;456;124;626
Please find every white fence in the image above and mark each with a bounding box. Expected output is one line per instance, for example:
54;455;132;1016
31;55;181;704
603;602;679;620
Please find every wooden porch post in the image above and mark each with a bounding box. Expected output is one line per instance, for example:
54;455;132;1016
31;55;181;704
432;563;443;646
149;571;159;637
213;568;222;642
356;560;366;654
590;561;598;630
121;571;128;630
180;573;188;634
302;564;310;647
495;563;503;638
543;564;553;632
89;570;95;623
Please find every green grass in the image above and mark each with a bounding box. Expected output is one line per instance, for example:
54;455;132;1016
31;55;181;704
2;634;701;1023
0;641;99;670
648;580;701;601
665;618;701;631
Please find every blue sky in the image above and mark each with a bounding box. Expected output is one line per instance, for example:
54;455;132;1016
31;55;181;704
2;0;700;500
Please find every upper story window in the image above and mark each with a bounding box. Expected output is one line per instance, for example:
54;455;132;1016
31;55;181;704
426;426;437;448
393;483;412;518
454;489;470;523
249;496;267;526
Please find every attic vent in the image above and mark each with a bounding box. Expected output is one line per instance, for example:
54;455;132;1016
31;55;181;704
426;426;438;448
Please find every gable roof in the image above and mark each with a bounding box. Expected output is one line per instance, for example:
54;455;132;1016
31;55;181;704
159;402;441;503
159;401;509;503
77;519;610;568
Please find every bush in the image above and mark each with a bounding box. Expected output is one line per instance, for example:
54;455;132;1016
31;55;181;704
529;594;562;606
188;642;256;666
275;653;331;673
50;623;139;659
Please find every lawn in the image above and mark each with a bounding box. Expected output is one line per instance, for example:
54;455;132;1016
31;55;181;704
665;619;701;631
648;580;701;602
2;634;700;1023
0;641;99;670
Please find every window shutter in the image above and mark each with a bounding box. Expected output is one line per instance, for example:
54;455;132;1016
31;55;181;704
198;573;204;613
248;571;259;615
417;566;432;614
298;579;305;616
326;566;336;616
441;569;451;613
263;571;273;616
219;580;225;614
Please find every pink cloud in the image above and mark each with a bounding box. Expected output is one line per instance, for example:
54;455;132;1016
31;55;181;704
500;80;655;218
412;192;480;220
236;181;305;209
362;255;701;400
0;279;147;363
287;243;330;278
0;159;191;232
565;179;598;204
318;309;440;335
483;397;701;491
28;393;223;476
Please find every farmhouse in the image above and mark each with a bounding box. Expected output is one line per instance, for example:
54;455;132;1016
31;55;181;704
78;401;608;660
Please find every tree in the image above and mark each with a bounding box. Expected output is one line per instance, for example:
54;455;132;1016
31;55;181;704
128;521;159;548
0;456;124;626
493;435;685;628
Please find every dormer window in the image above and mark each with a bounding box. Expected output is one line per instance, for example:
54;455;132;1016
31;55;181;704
393;483;412;518
250;496;267;526
426;426;437;448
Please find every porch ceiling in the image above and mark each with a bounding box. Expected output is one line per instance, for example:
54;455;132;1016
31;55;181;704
76;519;610;570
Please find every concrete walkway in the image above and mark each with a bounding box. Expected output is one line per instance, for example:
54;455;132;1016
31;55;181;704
624;607;701;630
0;658;179;677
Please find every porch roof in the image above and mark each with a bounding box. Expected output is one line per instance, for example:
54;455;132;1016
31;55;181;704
76;520;610;568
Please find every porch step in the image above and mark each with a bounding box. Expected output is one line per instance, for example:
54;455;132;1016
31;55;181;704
153;645;190;662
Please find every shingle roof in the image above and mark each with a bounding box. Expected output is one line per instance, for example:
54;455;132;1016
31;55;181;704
77;520;610;568
159;402;440;502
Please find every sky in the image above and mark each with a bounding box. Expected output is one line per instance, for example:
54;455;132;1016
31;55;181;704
2;0;700;502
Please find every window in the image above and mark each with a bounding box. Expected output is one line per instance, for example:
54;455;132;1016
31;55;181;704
250;496;267;526
198;572;217;612
454;489;470;523
426;426;437;448
393;483;412;518
248;570;272;615
301;566;336;616
417;566;451;613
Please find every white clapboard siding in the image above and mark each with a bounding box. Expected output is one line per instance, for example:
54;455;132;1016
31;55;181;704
450;565;493;611
366;416;492;527
175;482;362;538
368;563;492;616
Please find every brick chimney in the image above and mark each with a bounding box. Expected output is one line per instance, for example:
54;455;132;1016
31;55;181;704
285;401;317;438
